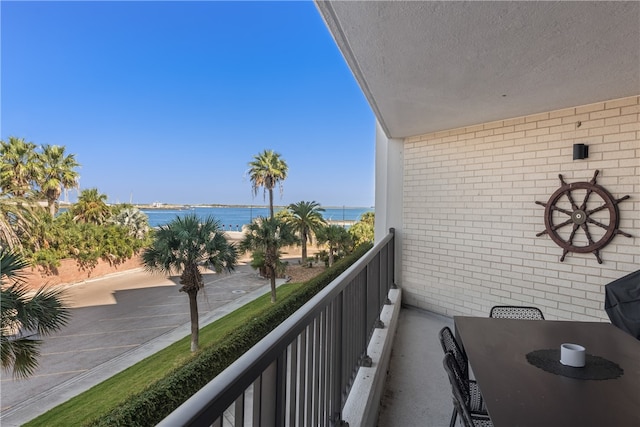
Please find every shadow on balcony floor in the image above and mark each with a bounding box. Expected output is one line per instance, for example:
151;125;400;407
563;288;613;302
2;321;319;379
377;307;454;427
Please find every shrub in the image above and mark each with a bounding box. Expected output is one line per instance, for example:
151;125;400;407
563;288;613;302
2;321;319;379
26;208;151;272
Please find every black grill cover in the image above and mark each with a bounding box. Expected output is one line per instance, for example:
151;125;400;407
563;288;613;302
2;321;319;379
604;269;640;340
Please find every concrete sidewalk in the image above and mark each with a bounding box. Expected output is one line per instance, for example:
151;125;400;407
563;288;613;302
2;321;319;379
1;266;286;426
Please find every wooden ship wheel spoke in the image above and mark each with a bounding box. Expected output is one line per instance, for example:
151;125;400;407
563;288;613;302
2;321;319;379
536;170;631;264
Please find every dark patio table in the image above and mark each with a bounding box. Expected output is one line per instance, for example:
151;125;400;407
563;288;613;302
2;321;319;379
454;316;640;427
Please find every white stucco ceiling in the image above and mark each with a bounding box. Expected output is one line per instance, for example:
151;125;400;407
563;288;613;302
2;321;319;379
316;1;640;139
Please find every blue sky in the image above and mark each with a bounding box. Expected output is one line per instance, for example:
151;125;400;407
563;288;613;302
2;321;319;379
1;1;375;207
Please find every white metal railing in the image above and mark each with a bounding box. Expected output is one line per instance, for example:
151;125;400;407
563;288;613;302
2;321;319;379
157;229;395;427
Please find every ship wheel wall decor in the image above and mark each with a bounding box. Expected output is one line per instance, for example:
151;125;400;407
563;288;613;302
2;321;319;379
535;170;632;264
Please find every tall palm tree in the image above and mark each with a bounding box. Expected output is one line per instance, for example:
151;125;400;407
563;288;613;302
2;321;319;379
142;214;238;352
1;248;70;378
0;137;39;197
316;224;353;267
248;149;288;219
240;217;298;303
71;188;110;225
287;201;327;261
36;144;80;216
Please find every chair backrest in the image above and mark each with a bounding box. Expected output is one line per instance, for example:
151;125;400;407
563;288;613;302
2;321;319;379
443;352;476;427
489;305;545;320
438;326;469;378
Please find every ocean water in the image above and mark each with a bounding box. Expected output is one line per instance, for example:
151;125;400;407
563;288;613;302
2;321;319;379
141;206;373;230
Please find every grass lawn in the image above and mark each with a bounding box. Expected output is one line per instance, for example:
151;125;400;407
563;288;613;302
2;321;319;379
25;283;302;427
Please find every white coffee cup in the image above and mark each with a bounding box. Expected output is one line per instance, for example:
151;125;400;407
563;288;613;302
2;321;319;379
560;343;586;367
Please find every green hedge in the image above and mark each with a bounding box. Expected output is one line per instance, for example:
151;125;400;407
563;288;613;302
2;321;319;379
89;243;373;426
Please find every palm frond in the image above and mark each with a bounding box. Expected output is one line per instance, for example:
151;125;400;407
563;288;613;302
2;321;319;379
0;247;30;283
1;249;70;378
1;335;42;379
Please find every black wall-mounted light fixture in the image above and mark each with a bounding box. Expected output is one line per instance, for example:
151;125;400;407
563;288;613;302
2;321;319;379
573;143;589;160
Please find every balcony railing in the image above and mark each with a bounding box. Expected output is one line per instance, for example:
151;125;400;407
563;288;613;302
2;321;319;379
158;229;395;427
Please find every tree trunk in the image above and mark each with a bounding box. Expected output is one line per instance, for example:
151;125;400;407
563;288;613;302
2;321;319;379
301;229;308;261
268;187;274;219
269;270;277;303
47;188;60;216
188;290;200;352
265;238;277;302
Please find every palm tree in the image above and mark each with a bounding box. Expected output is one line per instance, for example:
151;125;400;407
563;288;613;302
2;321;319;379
1;248;70;378
0;137;39;197
109;206;150;240
36;144;80;216
71;188;110;224
287;201;327;261
316;224;353;267
248;149;288;219
240;217;298;303
142;214;238;352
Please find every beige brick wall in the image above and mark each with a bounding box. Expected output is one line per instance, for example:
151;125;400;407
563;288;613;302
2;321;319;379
402;96;640;321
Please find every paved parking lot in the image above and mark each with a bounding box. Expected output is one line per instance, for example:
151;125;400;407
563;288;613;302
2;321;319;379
1;265;279;426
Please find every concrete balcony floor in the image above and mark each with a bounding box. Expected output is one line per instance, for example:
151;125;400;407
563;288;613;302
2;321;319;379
377;307;455;427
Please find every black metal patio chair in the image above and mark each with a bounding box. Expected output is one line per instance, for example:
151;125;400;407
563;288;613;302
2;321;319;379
489;305;545;320
443;352;493;427
438;327;487;427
